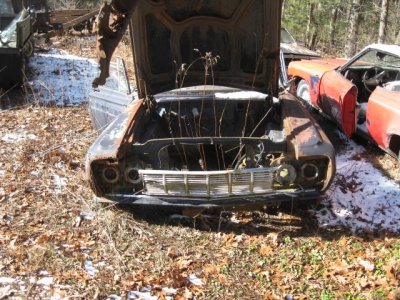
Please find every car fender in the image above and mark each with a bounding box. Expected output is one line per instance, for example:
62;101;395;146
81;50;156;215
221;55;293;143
367;87;400;153
281;93;336;191
86;99;144;191
288;59;346;107
288;61;322;106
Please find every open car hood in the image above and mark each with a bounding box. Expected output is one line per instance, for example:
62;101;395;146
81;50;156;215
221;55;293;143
280;43;320;58
130;0;282;98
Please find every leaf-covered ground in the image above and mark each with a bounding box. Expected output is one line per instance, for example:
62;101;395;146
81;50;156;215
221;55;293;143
0;35;399;299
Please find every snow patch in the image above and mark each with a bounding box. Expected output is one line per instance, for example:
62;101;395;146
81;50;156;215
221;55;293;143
1;133;37;143
162;287;178;296
51;175;67;194
51;294;69;300
315;141;400;233
28;50;98;106
36;277;53;286
188;274;204;286
84;260;99;277
81;211;95;221
215;91;268;100
0;277;17;284
126;286;177;300
127;290;158;300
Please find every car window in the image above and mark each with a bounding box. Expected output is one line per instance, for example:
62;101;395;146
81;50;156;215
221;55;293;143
281;28;296;44
350;50;400;69
0;0;14;14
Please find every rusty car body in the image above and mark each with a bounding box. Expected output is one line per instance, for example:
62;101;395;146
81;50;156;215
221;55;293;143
33;1;99;34
86;0;336;209
288;44;400;160
280;28;320;67
0;0;35;89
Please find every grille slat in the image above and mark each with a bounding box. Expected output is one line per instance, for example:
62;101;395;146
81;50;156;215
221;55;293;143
140;168;276;198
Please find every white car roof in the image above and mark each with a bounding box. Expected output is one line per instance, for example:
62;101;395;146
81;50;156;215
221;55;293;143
363;44;400;57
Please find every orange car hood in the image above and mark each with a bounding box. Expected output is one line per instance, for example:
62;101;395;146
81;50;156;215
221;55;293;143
289;58;348;77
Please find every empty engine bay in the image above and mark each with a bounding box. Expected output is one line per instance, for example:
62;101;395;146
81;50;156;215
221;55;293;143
127;94;287;172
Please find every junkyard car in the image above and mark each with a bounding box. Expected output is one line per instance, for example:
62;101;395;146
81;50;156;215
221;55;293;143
0;0;35;89
86;0;336;209
289;44;400;159
280;28;320;67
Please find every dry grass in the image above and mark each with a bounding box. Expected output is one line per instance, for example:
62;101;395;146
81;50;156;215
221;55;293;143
0;102;399;299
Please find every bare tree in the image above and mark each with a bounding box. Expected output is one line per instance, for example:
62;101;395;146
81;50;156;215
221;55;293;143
378;0;389;43
345;0;363;57
282;0;287;16
329;6;339;47
393;0;400;43
305;2;316;47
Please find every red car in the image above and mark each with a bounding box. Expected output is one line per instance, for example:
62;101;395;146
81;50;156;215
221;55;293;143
289;44;400;160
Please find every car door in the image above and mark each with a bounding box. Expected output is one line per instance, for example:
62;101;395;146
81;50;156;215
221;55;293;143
366;86;400;153
319;70;358;137
89;58;135;133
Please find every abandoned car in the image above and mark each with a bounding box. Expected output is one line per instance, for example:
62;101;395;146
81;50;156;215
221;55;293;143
289;44;400;160
280;28;320;67
86;0;336;208
0;0;35;89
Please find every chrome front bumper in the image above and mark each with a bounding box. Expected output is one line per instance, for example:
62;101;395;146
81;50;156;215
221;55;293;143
96;189;322;208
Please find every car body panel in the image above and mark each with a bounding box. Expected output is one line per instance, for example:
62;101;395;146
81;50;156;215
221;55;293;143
288;58;346;77
319;70;357;137
0;0;35;88
288;44;400;159
280;43;320;60
288;58;347;106
130;0;282;98
367;87;400;152
281;93;335;191
280;28;320;67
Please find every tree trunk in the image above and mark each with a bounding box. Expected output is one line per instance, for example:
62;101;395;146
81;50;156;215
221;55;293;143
329;6;339;47
310;29;318;50
282;0;287;16
378;0;389;43
345;0;362;58
396;30;400;44
394;0;400;43
305;3;316;47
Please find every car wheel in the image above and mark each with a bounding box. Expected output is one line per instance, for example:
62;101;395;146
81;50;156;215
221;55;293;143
23;40;34;59
296;79;311;104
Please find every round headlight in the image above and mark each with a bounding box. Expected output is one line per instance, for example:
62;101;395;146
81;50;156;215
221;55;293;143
102;167;120;184
276;164;297;185
301;163;319;181
125;167;142;184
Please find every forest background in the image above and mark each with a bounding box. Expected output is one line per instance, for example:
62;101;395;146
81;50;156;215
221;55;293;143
48;0;400;58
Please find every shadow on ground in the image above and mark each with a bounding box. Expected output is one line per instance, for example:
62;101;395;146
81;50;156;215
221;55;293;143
110;203;365;242
0;88;28;110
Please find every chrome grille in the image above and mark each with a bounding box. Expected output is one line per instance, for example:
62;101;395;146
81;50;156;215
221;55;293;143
140;168;277;198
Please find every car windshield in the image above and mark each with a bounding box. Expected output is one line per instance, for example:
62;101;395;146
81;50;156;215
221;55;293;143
0;10;27;48
281;28;296;44
0;0;14;14
352;49;400;69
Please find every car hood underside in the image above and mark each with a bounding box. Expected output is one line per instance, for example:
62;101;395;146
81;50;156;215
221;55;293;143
94;0;282;98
